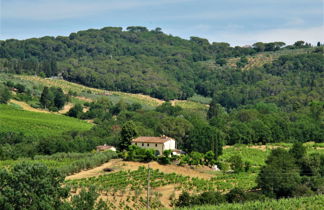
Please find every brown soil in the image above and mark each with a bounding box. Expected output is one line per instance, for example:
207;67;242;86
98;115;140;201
75;96;93;102
10;99;50;113
66;159;213;181
58;103;73;114
65;159;122;180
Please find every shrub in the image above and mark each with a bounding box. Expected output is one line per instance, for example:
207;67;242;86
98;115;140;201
229;155;244;173
226;188;247;203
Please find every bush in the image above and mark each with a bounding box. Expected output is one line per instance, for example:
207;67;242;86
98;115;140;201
122;145;156;162
229;155;244;173
176;191;225;207
0;84;11;104
195;191;225;205
226;188;247;203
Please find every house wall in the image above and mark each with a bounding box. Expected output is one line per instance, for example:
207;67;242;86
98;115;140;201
132;142;164;155
163;140;176;150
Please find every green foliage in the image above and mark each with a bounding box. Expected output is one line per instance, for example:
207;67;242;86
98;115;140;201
122;145;156;162
175;195;324;210
70;187;103;210
156;102;182;116
119;121;138;150
225;188;248;203
0;84;11;104
0;151;117;176
187;124;223;158
40;86;68;110
0;162;69;210
229;155;244;173
257;148;301;198
67;104;83;118
236;56;249;68
215;58;227;66
290;142;306;160
176;191;225;207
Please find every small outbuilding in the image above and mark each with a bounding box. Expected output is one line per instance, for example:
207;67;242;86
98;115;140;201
131;135;176;155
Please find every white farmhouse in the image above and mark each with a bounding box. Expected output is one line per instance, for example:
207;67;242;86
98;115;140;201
131;136;176;155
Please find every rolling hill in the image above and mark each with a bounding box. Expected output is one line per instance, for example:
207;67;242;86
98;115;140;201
0;104;92;138
1;26;322;102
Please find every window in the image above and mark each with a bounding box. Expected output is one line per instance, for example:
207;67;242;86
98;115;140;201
147;143;149;146
155;144;157;147
142;143;144;146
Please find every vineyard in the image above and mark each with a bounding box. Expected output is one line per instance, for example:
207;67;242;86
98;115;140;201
0;104;92;138
0;151;117;176
176;194;324;210
66;166;258;209
63;143;324;209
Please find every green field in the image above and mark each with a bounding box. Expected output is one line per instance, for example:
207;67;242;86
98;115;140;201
0;104;92;138
176;195;324;210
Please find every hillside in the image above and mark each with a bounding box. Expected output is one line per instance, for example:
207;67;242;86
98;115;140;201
0;73;208;114
0;104;92;138
63;143;324;209
1;26;322;103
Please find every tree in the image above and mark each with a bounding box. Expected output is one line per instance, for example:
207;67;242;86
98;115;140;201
176;192;192;207
0;85;11;104
257;148;301;198
317;42;321;47
40;87;54;109
0;162;69;209
53;88;66;109
229;155;244;173
67;104;83;118
236;56;248;68
289;142;306;160
70;187;103;210
156;102;182;116
196;191;225;205
252;42;265;52
204;151;216;166
208;99;226;120
157;117;193;149
294;41;305;48
215;58;227;66
226;188;247;203
119;121;138;150
187;124;223;158
309;101;323;121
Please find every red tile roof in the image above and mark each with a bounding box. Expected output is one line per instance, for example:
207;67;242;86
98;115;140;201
132;136;174;144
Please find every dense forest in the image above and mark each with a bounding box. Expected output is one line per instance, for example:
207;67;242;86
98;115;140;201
1;26;322;102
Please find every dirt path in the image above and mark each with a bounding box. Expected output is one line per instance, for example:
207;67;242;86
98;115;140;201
10;99;73;115
10;99;50;113
66;159;213;181
58;103;73;114
65;159;122;180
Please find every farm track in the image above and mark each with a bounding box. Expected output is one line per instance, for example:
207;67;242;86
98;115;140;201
10;99;73;115
66;159;214;181
10;99;50;113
